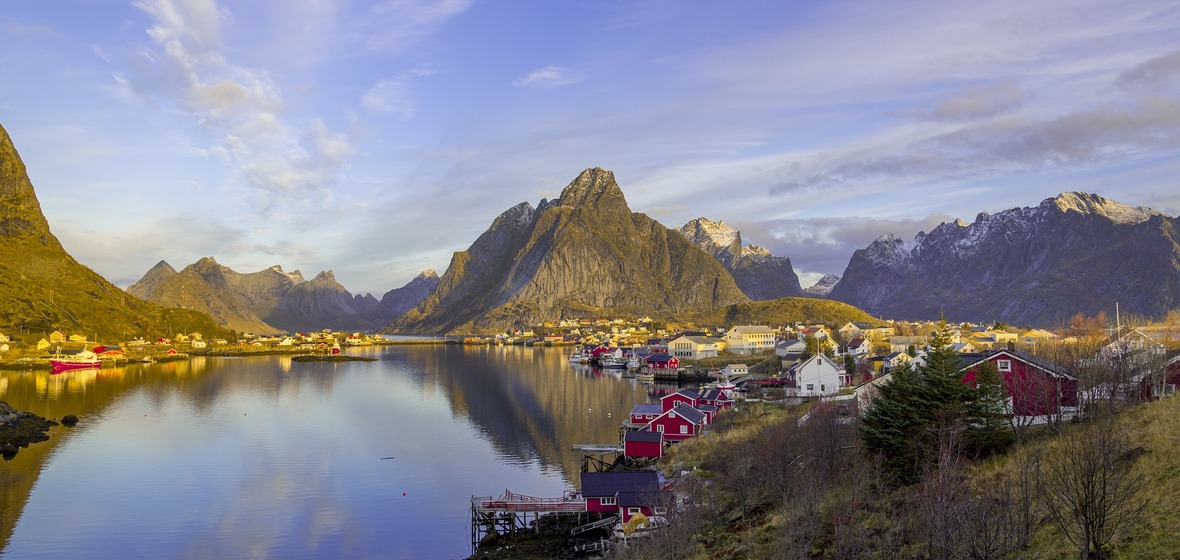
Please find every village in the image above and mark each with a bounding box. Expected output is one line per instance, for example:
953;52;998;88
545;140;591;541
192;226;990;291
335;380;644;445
470;315;1180;556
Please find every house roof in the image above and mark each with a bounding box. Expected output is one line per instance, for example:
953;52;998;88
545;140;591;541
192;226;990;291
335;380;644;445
630;404;663;416
664;403;706;424
580;471;659;498
662;388;699;401
849;337;867;347
730;325;774;334
645;354;677;364
960;349;1077;380
624;430;663;444
699;388;733;401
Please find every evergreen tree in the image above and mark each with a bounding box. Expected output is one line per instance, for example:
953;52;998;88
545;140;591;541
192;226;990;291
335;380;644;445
964;359;1014;457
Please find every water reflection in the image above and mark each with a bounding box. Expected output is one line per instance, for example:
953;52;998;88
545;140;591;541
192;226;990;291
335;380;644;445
0;345;652;559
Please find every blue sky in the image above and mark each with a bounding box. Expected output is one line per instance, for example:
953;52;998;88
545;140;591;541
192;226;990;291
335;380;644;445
2;0;1179;296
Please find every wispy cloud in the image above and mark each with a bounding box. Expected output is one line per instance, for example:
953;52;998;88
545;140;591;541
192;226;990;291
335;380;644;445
912;80;1025;122
512;65;583;88
361;69;437;117
126;0;353;209
361;0;474;53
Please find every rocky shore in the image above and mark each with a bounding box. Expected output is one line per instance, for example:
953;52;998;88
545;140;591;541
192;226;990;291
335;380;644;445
0;402;60;459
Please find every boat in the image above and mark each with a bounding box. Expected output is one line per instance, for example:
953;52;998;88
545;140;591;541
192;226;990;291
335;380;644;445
569;349;590;364
50;349;101;372
613;514;665;540
600;349;628;369
626;352;643;372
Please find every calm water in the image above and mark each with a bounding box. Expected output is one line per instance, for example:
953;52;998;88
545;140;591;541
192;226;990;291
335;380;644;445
0;345;652;559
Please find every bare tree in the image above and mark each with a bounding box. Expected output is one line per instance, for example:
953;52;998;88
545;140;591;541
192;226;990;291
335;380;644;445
1038;417;1147;559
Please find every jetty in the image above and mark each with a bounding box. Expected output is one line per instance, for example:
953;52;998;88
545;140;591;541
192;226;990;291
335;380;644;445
470;489;587;550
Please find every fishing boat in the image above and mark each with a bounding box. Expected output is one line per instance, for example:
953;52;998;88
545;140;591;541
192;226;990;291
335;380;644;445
569;349;589;363
50;349;101;373
600;349;628;369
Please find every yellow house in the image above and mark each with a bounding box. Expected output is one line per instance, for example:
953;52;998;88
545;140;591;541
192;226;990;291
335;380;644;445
37;338;51;350
49;331;66;343
68;334;88;342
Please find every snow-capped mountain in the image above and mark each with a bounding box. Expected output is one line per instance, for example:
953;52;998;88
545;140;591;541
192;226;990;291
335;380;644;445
677;218;804;300
828;192;1180;326
805;274;841;295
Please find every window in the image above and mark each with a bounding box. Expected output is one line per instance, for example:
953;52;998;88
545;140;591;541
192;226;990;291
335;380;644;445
997;360;1012;372
654;507;667;515
656;425;664;433
601;497;616;506
806;384;814;391
680;425;689;434
821;384;826;392
628;507;642;515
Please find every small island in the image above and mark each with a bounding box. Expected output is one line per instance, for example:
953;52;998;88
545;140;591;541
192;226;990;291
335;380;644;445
290;355;378;363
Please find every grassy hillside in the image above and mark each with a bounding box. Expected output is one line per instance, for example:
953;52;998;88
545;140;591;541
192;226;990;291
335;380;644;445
688;296;878;329
608;396;1180;560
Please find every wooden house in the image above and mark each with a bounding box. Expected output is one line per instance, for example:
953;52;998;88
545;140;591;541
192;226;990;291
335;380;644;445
623;430;663;459
724;325;775;355
960;349;1078;416
644;354;680;371
645;403;707;441
659;389;699;412
698;388;734;409
787;353;845;397
667;335;719;359
580;471;660;521
629;404;663;425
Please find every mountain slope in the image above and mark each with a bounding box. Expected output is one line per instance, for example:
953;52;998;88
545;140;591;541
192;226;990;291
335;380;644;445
128;258;275;334
393;168;749;333
678;218;804;300
829;192;1180;326
0;122;233;341
805;274;841;295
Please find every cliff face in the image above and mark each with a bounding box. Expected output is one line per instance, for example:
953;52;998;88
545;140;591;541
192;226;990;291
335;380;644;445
0;122;233;340
677;218;804;300
380;269;439;317
829;193;1180;326
393;168;749;333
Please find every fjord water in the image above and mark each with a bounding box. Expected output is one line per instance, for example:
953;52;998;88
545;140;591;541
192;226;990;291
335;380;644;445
0;345;651;559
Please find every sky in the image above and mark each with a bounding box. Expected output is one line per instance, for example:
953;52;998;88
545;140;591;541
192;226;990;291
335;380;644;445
2;0;1179;296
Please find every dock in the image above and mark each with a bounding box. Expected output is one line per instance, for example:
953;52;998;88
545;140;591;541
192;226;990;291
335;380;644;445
470;489;587;551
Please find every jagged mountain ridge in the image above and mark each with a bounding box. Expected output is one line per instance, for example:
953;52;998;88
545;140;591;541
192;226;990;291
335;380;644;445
828;192;1180;326
0;122;234;341
380;269;439;317
392;168;750;334
805;274;841;295
129;258;435;332
677;218;805;300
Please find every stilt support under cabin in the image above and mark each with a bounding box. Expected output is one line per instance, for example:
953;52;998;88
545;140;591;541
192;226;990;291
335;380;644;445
571;443;622;473
470;489;587;554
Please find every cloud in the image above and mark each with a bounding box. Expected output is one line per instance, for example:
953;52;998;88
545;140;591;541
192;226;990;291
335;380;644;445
512;65;583;88
738;214;954;277
127;0;353;210
1116;49;1180;90
361;69;437;117
361;0;474;53
913;80;1025;122
772;93;1180;196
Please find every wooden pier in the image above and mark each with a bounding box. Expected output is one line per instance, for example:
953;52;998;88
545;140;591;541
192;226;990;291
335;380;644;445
470;489;587;552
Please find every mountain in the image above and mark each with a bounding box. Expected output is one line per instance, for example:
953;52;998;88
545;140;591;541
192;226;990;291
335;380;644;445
391;168;749;334
828;192;1180;327
804;274;841;295
127;257;275;334
0;123;233;341
380;269;439;317
130;259;431;333
677;218;805;300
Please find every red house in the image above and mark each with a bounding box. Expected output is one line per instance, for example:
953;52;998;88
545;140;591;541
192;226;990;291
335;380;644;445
629;404;663;426
580;471;661;521
644;354;680;370
698;388;734;409
623;430;663;459
659;389;699;413
645;403;707;441
961;349;1078;416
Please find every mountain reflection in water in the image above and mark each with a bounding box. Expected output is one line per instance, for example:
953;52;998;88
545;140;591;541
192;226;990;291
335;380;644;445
0;345;651;559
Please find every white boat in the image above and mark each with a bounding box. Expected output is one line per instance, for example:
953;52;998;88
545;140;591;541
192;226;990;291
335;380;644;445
569;349;590;363
600;349;627;369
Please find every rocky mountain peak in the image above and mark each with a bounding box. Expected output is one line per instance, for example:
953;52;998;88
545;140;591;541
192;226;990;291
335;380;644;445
1046;192;1160;224
804;274;841;295
0;124;59;246
418;269;438;279
556;167;628;212
676;216;803;300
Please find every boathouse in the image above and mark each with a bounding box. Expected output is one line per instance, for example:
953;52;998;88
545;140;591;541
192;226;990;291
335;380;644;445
659;388;699;412
580;471;660;516
629;403;663;425
645;403;707;441
623;430;663;459
644;354;679;370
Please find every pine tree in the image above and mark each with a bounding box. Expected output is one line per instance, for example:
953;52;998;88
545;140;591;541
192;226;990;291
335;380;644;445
964;359;1014;457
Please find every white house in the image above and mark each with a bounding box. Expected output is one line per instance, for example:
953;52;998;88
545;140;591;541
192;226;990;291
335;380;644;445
668;335;720;360
845;337;871;359
788;354;845;397
721;364;749;377
725;325;776;355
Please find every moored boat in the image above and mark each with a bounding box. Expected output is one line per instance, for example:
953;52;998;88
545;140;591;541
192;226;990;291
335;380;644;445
50;349;101;373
